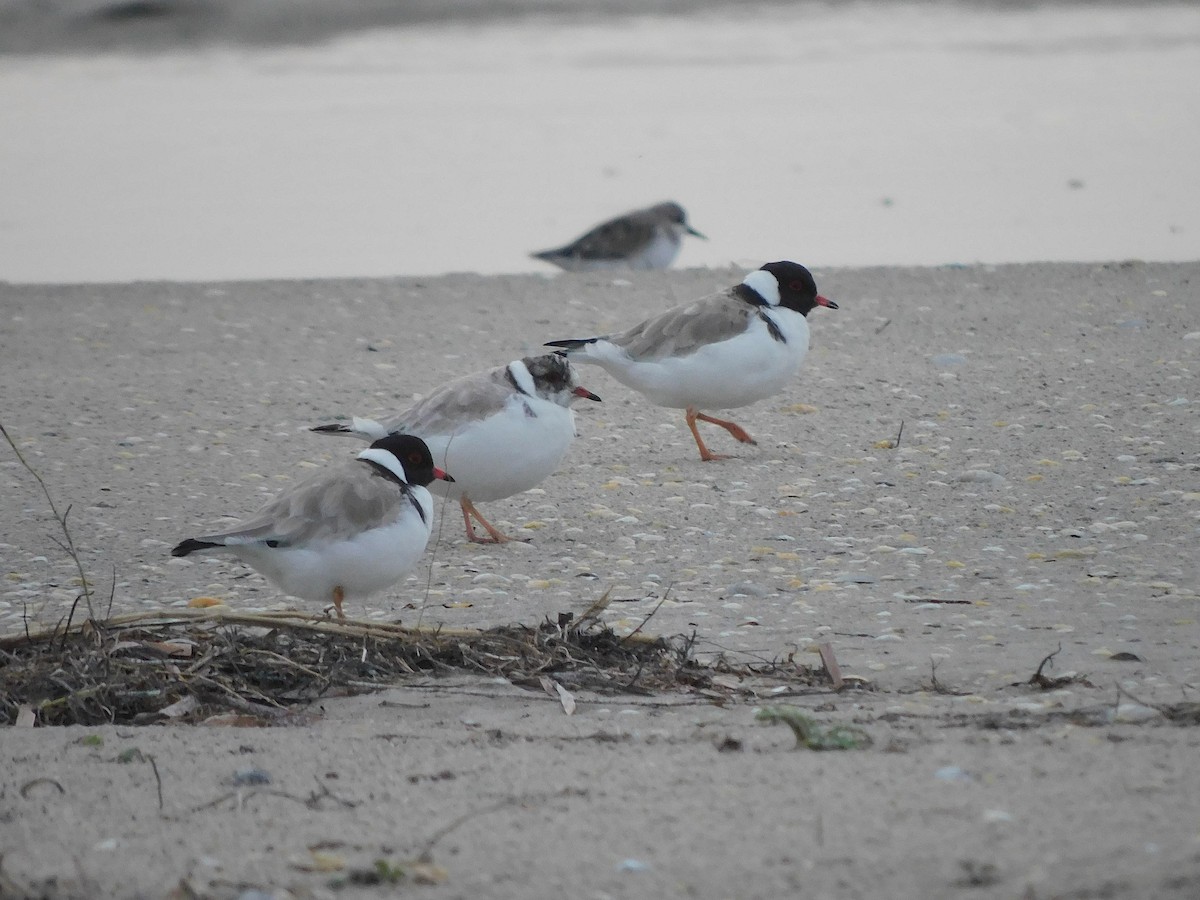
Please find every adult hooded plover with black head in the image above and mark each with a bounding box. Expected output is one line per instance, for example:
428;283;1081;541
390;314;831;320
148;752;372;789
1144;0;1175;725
546;261;838;461
172;433;452;619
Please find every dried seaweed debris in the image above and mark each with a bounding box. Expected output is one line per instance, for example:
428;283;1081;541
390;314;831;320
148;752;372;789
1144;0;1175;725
0;608;825;727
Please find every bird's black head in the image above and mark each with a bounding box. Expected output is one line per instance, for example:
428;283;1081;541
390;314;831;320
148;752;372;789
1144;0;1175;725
757;261;838;317
369;434;453;486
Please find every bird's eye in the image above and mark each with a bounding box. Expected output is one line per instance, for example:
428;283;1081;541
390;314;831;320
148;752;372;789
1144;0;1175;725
409;452;422;464
790;280;804;291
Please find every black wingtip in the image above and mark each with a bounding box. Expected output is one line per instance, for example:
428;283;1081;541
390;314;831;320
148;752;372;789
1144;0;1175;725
310;423;350;435
171;538;219;557
544;338;595;352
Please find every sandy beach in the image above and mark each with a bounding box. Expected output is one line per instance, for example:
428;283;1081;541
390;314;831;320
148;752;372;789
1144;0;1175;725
2;261;1199;898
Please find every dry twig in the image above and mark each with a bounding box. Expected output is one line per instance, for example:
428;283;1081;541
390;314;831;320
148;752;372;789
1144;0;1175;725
1;419;97;620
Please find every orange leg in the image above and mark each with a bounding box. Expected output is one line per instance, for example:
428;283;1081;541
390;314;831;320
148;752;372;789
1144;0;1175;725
696;411;757;445
685;407;756;461
332;585;346;621
460;496;527;544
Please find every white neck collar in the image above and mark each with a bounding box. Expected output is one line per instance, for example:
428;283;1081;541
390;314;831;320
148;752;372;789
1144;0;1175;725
741;269;780;306
358;447;408;483
507;359;536;396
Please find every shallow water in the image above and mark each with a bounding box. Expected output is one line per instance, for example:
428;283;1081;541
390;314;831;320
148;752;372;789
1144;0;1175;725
1;3;1198;283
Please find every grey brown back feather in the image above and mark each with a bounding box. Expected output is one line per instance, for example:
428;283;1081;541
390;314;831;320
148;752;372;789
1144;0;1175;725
605;287;755;360
540;212;658;262
377;365;516;437
189;461;410;549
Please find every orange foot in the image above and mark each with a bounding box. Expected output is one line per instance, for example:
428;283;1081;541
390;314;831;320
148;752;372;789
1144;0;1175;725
461;497;529;544
686;407;756;461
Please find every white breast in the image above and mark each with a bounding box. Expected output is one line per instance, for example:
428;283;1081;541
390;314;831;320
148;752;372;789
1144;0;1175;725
420;393;578;502
628;229;683;270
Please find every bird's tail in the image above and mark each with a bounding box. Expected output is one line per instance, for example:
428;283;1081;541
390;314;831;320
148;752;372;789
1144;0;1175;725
309;416;389;441
171;538;223;558
544;337;598;355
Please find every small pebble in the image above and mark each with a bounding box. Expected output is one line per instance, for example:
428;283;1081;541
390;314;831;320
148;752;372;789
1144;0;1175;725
231;768;271;787
934;765;975;782
930;353;968;367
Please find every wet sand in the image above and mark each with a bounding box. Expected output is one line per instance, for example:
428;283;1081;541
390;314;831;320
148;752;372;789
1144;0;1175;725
2;2;1199;283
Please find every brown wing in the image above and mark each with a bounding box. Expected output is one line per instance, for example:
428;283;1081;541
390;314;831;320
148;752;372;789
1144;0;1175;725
607;288;754;361
379;365;513;437
199;462;408;547
562;209;658;261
